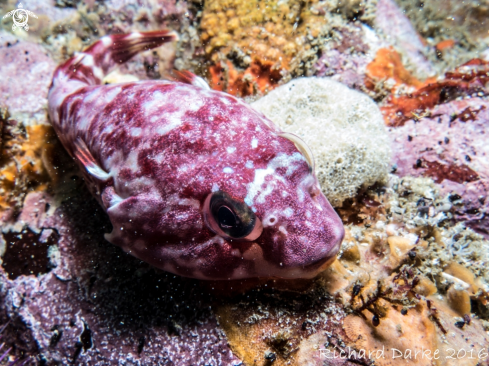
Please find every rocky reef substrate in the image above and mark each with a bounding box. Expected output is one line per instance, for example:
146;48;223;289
1;0;489;365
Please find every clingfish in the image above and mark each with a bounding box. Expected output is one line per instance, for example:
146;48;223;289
48;30;344;280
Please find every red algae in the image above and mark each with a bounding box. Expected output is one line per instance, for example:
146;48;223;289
209;59;282;97
381;59;489;126
413;159;479;184
457;105;487;122
365;47;423;90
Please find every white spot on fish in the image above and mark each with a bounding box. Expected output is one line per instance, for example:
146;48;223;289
211;183;219;192
284;207;294;217
153;152;165;164
223;167;234;174
104;86;121;104
143;91;166;114
131;128;142;137
156;111;184;135
124;150;140;173
251;138;258;149
79;54;104;80
245;161;254;169
168;194;200;209
244;153;305;206
227;146;236;154
188;98;204;112
297;186;305;202
103;124;114;134
179;165;189;173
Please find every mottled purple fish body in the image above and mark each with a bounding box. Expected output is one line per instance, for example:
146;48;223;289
48;31;344;280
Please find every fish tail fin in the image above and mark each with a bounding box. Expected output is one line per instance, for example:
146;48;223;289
48;30;178;125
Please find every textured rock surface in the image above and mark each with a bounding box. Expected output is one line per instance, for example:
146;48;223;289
393;0;489;73
390;98;489;238
0;31;56;123
374;0;435;78
0;189;241;365
1;0;489;364
200;0;380;97
252;77;391;206
313;23;386;89
212;175;489;366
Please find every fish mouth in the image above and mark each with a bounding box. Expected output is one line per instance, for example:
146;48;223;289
301;250;340;276
282;223;344;278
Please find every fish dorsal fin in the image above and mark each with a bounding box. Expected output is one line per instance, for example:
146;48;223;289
169;69;210;90
73;138;111;181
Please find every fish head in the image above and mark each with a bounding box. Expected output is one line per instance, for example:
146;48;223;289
201;128;344;280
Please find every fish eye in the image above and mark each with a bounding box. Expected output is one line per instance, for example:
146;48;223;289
203;191;263;241
217;206;237;229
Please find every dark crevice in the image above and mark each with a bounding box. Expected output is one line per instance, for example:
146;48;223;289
2;227;59;279
80;320;93;351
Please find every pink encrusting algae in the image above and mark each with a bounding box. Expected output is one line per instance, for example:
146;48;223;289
47;30;344;281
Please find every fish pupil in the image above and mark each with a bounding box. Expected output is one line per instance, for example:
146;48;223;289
207;191;257;239
218;206;237;229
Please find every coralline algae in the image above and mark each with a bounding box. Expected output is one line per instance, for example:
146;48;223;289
0;31;56;123
252;77;391;206
390;98;489;238
200;0;380;96
385;59;489;238
0;190;242;365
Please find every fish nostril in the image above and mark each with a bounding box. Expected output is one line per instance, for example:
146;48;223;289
262;214;278;227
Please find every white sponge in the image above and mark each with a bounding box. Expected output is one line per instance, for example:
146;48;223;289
252;77;391;206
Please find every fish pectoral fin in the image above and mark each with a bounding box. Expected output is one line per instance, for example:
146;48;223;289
101;186;124;210
73;138;111;181
168;69;210;90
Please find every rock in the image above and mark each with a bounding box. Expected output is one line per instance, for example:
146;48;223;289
199;0;381;97
214;175;489;366
392;0;489;73
0;188;242;365
314;0;437;92
390;97;489;237
97;0;187;34
313;23;387;89
2;0;489;363
0;32;56;123
374;0;435;78
252;77;391;207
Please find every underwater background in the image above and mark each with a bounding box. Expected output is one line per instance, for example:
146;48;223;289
1;0;489;364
